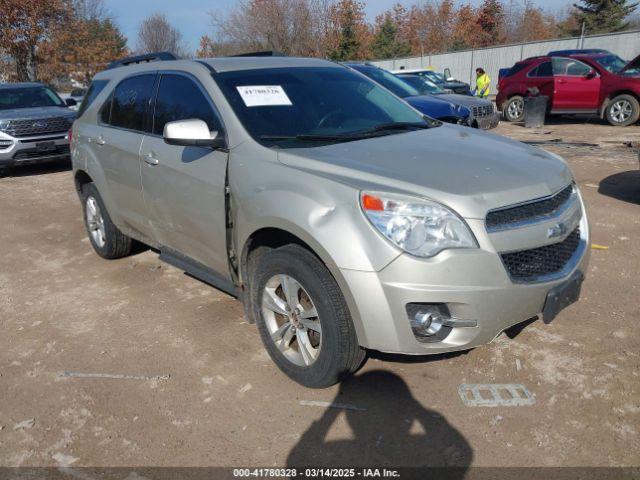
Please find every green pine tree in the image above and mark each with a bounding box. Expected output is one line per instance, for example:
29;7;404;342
370;16;412;60
328;8;361;61
572;0;639;34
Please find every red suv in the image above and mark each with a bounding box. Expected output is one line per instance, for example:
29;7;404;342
497;51;640;126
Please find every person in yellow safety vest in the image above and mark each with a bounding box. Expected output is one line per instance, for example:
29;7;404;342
473;67;491;98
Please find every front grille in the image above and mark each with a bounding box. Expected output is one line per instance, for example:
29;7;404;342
472;104;494;117
487;184;574;231
13;144;70;160
0;139;13;150
501;227;581;281
1;117;73;138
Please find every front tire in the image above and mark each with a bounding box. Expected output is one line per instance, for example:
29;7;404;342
605;94;640;127
252;244;366;388
503;95;525;122
81;183;133;259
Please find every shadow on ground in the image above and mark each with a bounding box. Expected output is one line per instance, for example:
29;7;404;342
599;170;640;205
287;370;473;474
0;158;71;178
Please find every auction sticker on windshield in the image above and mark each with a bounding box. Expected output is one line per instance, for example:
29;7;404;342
236;86;292;107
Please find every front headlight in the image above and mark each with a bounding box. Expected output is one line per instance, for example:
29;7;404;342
0;120;9;132
360;191;477;258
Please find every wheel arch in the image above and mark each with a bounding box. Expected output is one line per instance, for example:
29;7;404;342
600;90;640;118
74;169;94;196
238;224;369;347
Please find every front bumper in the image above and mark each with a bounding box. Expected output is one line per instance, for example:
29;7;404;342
0;133;70;167
470;111;501;130
342;211;589;355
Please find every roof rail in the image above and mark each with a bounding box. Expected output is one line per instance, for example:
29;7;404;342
548;49;611;57
230;51;286;57
107;51;177;70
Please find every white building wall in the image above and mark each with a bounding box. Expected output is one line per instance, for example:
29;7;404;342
371;30;640;87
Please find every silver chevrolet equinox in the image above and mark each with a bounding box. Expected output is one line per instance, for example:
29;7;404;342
71;53;590;388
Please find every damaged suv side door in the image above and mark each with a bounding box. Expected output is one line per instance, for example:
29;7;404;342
140;72;230;277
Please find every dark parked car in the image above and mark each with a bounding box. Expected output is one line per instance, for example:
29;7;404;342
345;63;471;125
497;52;640;126
392;68;472;95
397;73;499;129
0;82;77;174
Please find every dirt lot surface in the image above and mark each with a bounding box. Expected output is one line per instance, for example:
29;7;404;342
1;118;639;472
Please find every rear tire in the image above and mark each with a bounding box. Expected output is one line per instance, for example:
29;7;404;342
252;244;366;388
503;95;525;122
605;94;640;127
81;183;133;259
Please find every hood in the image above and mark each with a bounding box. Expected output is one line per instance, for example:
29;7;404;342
277;125;573;219
405;95;469;120
0;106;76;121
620;53;640;74
432;93;492;108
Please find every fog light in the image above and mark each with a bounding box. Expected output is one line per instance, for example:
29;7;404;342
411;310;444;337
406;303;454;343
409;305;444;338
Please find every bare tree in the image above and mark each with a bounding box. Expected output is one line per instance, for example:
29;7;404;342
136;13;188;57
73;0;108;21
206;0;332;57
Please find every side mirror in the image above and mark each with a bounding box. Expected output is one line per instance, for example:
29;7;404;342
65;98;77;107
585;70;597;79
163;119;227;149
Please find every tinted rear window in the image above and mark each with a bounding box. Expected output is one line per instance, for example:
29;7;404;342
505;63;529;78
108;74;156;132
77;80;108;117
529;61;552;77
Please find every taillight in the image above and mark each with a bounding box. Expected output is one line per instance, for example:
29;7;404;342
67;127;73;143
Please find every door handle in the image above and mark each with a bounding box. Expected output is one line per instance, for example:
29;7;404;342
144;152;159;166
95;136;106;146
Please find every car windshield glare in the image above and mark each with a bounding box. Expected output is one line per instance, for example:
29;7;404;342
0;86;66;110
595;54;638;75
399;75;444;95
215;66;432;148
351;66;420;98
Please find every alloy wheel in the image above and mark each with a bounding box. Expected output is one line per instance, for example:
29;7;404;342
85;196;106;248
261;274;322;367
610;100;633;124
507;98;524;120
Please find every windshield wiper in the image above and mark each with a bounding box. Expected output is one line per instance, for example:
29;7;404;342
260;133;357;141
359;121;432;134
260;121;435;144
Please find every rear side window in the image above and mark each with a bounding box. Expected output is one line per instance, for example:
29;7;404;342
528;61;553;77
505;63;528;78
77;80;108;117
553;57;592;76
108;74;156;132
152;74;221;135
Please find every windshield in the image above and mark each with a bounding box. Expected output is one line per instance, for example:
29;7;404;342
595;54;639;75
421;71;445;83
397;75;445;95
0;86;66;110
215;66;432;149
349;65;420;98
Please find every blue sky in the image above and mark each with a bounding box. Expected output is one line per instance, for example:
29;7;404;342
106;0;570;52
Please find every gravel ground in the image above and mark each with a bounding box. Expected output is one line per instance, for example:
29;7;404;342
0;118;638;472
